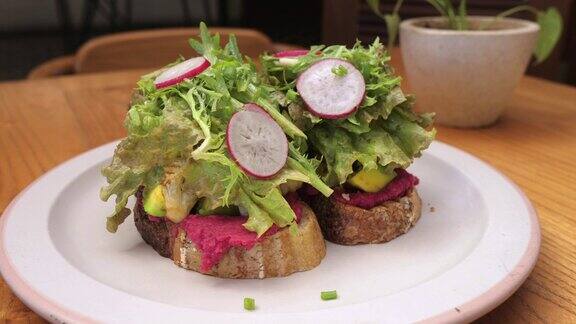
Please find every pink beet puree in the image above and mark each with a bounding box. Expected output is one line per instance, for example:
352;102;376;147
333;169;419;209
179;193;302;272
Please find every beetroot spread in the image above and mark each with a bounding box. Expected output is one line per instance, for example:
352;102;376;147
333;169;419;209
178;193;303;272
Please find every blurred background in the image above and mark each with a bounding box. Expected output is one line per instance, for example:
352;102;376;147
1;0;574;84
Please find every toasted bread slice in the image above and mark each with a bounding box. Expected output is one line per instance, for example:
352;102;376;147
173;205;326;278
304;189;422;245
133;192;326;279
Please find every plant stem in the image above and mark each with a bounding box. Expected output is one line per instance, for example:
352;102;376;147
393;0;404;14
426;0;447;18
458;0;469;30
443;0;459;29
426;0;459;30
478;5;540;30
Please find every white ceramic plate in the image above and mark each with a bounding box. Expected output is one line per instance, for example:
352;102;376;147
0;141;539;323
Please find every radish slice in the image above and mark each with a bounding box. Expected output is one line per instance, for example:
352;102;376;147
274;50;311;66
226;105;288;179
273;50;309;58
243;103;267;114
154;57;210;89
296;58;365;119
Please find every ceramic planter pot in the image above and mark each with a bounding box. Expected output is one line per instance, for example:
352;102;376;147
399;16;539;127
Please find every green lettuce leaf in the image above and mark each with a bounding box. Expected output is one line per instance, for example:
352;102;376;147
101;110;204;231
309;125;413;186
287;145;333;197
307;114;434;187
260;37;435;187
236;188;274;236
246;188;295;228
101;23;331;233
184;150;323;235
260;39;407;133
382;110;436;157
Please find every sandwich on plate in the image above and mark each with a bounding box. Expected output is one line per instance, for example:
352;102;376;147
261;40;436;245
100;24;333;278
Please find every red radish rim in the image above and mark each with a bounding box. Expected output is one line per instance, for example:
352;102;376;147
154;57;210;89
273;49;310;58
296;58;365;120
226;106;288;179
243;103;268;115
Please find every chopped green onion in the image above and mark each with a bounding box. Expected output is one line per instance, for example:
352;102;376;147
331;65;348;77
321;290;338;301
244;297;255;311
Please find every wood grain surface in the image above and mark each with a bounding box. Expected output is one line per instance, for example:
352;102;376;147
0;68;575;322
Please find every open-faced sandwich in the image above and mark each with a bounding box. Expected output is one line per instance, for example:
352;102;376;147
100;24;333;278
261;40;435;245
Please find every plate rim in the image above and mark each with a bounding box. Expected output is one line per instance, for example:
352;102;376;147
422;176;540;323
0;141;540;323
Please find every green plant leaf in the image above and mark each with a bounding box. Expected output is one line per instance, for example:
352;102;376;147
458;0;468;30
426;0;446;16
366;0;403;48
367;0;384;18
534;8;563;64
384;13;400;48
443;0;458;29
426;0;459;29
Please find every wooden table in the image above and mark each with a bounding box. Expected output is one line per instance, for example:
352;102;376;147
1;69;575;322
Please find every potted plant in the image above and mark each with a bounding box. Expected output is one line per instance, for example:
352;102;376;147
368;0;563;127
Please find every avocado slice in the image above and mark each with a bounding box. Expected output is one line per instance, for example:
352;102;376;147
347;168;396;193
143;185;166;217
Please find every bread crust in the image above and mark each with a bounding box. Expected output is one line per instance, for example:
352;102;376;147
305;189;422;245
133;190;174;257
133;194;326;278
173;204;326;278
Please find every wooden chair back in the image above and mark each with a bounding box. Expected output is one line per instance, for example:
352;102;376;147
75;27;274;73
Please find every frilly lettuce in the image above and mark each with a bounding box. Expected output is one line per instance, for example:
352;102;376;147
261;38;435;187
101;23;330;234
